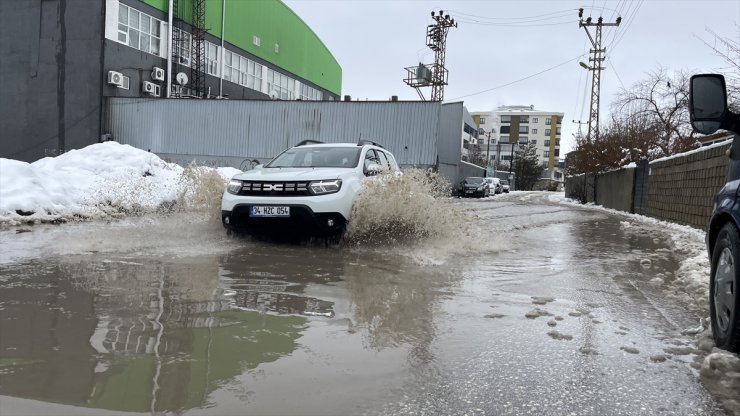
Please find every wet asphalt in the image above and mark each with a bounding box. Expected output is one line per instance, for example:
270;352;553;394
0;193;727;415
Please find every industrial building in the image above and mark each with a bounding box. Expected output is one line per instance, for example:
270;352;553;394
1;0;341;162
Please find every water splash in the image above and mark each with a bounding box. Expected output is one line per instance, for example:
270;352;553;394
343;169;502;263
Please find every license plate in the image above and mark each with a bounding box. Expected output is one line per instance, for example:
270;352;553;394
249;206;290;217
465;190;474;193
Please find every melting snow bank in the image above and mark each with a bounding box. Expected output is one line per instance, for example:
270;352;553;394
548;191;740;415
0;142;240;226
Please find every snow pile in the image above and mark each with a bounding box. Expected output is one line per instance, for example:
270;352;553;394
0;142;240;225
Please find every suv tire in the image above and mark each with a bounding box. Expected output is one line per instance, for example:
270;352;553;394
710;222;740;352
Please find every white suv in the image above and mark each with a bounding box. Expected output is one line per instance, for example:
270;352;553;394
221;140;400;237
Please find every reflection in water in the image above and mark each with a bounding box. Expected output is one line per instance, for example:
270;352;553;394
0;255;306;413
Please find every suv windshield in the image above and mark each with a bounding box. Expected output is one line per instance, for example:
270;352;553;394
464;177;485;185
267;147;361;168
501;180;509;185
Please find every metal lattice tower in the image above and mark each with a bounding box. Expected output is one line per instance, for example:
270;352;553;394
170;0;183;97
403;10;456;101
429;11;456;101
191;0;206;98
578;10;621;142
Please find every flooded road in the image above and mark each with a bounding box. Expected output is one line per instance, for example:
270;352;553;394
0;192;727;415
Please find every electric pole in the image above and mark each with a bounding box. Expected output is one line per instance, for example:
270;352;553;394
572;119;587;141
578;9;621;142
404;10;457;101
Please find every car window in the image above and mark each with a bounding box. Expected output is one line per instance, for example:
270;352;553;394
364;149;379;172
267;147;360;168
385;152;400;170
376;150;390;170
463;177;485;185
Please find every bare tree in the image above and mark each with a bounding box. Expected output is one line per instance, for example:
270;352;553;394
613;66;699;159
695;24;740;111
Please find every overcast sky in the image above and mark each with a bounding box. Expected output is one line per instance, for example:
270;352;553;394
285;0;739;153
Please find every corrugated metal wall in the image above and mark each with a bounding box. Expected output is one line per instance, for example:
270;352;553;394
106;98;445;167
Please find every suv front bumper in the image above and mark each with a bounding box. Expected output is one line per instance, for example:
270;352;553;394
222;204;348;236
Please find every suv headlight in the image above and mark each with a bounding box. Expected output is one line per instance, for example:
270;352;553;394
309;179;342;195
226;179;243;194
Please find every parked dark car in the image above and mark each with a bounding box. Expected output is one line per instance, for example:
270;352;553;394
689;73;740;353
459;177;490;198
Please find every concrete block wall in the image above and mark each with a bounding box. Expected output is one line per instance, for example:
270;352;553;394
595;168;635;213
646;143;730;229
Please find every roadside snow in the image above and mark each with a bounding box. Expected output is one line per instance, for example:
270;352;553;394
0;142;240;225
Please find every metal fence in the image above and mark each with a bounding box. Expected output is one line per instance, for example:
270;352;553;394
106;98;461;169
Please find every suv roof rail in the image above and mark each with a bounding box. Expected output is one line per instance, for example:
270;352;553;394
357;139;384;148
295;140;325;146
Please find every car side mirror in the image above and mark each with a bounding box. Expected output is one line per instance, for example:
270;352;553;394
365;162;382;176
689;74;728;135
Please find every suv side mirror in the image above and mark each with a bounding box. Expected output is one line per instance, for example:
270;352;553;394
365;162;382;176
689;74;729;134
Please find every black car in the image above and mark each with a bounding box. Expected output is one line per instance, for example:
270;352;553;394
689;74;740;353
459;177;490;198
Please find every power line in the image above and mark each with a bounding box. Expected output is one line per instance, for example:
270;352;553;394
453;18;576;27
607;0;643;53
447;54;585;101
446;8;577;21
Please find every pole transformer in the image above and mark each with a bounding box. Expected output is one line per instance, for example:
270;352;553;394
403;10;456;101
578;9;621;142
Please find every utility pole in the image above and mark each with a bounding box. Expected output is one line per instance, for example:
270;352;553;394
578;9;621;142
485;131;492;168
404;10;457;101
572;119;587;141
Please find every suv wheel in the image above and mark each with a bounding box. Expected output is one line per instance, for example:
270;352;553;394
710;223;740;352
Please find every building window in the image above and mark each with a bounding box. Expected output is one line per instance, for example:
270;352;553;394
224;50;237;82
500;125;511;134
174;28;191;66
530;139;537;145
300;84;322;101
555;149;560;157
545;129;551;136
253;35;261;47
205;42;219;76
556;127;562;135
519;115;529;124
518;136;528;144
532;128;538;134
480;117;486;124
519;126;528;134
502;155;512;161
500;115;511;123
532;117;539;123
544;140;550;146
500;135;510;143
555;139;560;146
223;50;261;91
267;69;295;100
118;4;161;56
545;118;552;125
544;150;550;157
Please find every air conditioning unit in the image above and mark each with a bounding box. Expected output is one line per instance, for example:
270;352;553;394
151;67;165;81
107;70;124;87
142;81;158;96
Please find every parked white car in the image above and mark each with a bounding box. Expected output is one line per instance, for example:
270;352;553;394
221;140;399;237
485;177;502;194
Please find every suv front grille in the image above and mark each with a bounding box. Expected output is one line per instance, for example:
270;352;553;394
238;181;311;196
